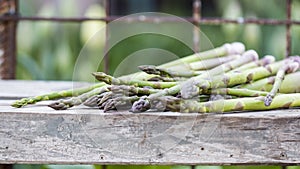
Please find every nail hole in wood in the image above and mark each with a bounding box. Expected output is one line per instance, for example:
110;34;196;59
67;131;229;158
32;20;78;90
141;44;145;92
157;153;163;158
229;154;233;158
5;146;8;149
280;152;287;158
100;156;104;160
200;147;204;150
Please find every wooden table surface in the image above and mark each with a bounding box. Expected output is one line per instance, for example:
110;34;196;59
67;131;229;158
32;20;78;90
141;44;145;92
0;80;300;165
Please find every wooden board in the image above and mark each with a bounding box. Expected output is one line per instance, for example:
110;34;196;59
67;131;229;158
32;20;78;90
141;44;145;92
0;80;300;165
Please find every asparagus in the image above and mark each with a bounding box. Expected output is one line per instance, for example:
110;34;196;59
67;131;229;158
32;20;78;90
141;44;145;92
83;94;104;107
238;71;300;92
48;85;110;110
11;82;106;108
102;96;140;112
109;85;160;95
159;42;245;68
189;54;241;70
119;42;245;80
138;65;201;77
92;72;177;89
264;61;299;106
11;42;244;108
210;88;269;97
131;56;298;112
168;93;300;113
131;50;259;112
11;41;300;114
227;55;275;73
148;76;187;82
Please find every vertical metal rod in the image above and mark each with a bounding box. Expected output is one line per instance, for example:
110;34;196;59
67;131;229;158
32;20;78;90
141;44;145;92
191;165;196;169
286;0;292;57
104;0;110;73
0;0;18;79
193;0;201;52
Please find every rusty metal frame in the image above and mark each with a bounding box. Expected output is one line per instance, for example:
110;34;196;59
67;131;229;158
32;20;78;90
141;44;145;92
0;0;295;78
0;0;18;79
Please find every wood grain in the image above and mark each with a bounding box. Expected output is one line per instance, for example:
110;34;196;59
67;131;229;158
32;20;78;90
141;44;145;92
0;80;300;165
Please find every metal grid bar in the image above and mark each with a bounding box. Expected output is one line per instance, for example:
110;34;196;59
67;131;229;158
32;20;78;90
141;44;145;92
192;0;201;52
286;0;292;57
104;0;110;73
0;0;17;79
1;15;300;25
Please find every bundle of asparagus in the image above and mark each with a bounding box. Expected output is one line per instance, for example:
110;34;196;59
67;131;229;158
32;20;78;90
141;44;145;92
11;42;300;113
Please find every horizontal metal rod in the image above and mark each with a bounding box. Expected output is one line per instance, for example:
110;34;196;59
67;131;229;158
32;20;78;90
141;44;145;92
1;15;300;25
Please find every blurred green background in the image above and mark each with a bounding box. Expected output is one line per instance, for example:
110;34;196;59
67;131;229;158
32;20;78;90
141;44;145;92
17;0;300;81
14;0;300;169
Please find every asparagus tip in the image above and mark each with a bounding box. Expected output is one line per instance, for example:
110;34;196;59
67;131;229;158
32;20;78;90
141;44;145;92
131;96;151;113
225;42;245;55
48;101;70;110
286;62;299;73
263;55;276;65
242;50;259;61
264;94;273;107
11;101;23;108
92;72;112;84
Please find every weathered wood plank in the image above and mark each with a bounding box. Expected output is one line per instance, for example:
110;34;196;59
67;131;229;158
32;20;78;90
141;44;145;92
0;107;300;165
0;80;300;165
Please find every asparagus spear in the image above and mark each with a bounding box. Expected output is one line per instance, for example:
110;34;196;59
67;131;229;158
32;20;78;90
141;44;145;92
210;88;269;97
159;42;245;68
238;71;300;93
109;85;160;95
102;96;140;112
148;76;188;82
171;93;300;113
11;82;106;108
48;85;110;110
227;55;275;73
92;72;177;89
264;61;299;106
138;65;201;78
189;54;241;70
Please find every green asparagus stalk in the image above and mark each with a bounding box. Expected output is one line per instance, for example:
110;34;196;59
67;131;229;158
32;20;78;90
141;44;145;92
189;54;241;70
103;96;140;112
11;82;106;108
177;93;300;113
238;71;300;93
158;42;245;68
264;61;299;106
48;85;110;110
227;55;275;73
92;72;177;89
83;94;104;107
89;85;161;111
138;65;201;77
148;76;188;82
109;85;160;95
210;88;269;97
